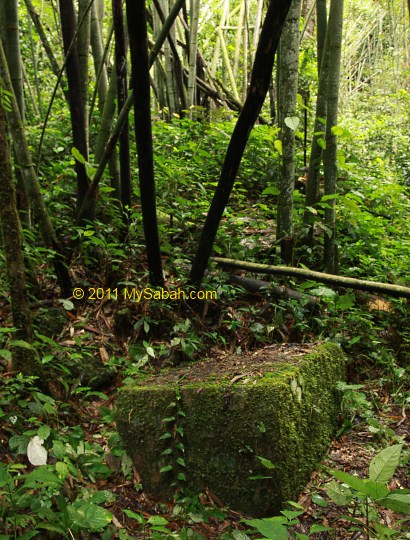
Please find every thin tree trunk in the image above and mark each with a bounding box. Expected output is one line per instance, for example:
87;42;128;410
252;0;264;61
126;0;164;286
152;0;186;113
21;59;40;120
0;39;72;298
151;1;167;111
211;0;230;77
78;0;91;149
26;9;42;119
303;5;332;225
58;0;89;218
93;65;121;203
113;0;131;220
189;0;293;286
2;0;31;228
0;96;36;375
233;0;245;80
160;0;177;113
187;0;200;112
242;0;248;101
4;0;24;117
216;27;240;101
90;0;109;113
316;0;327;74
323;0;344;274
276;0;302;264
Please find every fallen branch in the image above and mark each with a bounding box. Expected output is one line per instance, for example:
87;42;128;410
213;257;410;299
228;274;321;308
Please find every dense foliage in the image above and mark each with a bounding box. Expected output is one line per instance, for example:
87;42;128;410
0;0;409;538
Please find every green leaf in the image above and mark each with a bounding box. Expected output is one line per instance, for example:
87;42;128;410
309;524;333;534
24;467;62;487
378;491;410;514
67;501;112;530
56;461;69;480
369;444;403;483
72;147;86;164
310;287;336;298
244;518;288;539
256;456;276;470
37;425;51;440
148;516;169;526
160;465;173;473
35;522;66;534
123;509;145;524
335;293;355;310
9;435;30;455
329;470;369;494
262;185;279;196
232;531;251;540
0;349;11;361
372;522;398;538
274;139;283;155
14;532;38;540
10;340;34;350
284;116;300;130
312;493;328;507
331;125;344;136
324;480;353;505
162;416;176;423
59;298;75;311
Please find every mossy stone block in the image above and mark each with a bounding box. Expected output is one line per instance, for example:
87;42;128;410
116;343;345;516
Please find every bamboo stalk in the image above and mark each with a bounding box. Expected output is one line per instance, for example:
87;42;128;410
213;258;410;298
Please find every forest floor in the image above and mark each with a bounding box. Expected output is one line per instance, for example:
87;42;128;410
77;381;409;539
0;280;409;539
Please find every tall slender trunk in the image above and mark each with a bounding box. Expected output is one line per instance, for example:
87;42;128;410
276;0;302;264
4;0;24;117
233;0;245;80
78;0;91;146
58;0;89;218
0;38;72;298
153;0;186;113
112;0;131;219
162;0;177;113
316;0;327;74
303;6;332;225
241;0;248;101
0;96;36;375
323;0;344;274
26;8;42;119
187;0;200;112
151;4;167;111
2;0;31;227
90;0;109;112
252;0;264;61
126;0;164;286
189;0;293;286
211;0;230;77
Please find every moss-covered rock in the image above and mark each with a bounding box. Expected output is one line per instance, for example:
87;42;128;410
116;343;345;516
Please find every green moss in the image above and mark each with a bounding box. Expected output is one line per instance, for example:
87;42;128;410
115;343;345;516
